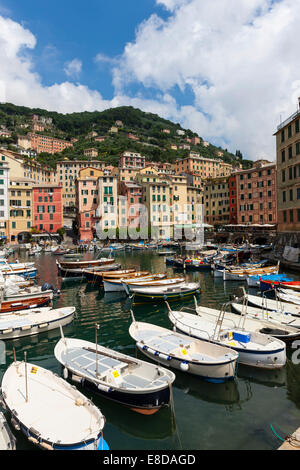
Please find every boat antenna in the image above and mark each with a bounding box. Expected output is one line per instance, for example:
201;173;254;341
95;323;100;377
24;352;28;403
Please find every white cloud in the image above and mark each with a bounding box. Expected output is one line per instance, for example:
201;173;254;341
1;3;300;160
113;0;300;159
64;58;82;79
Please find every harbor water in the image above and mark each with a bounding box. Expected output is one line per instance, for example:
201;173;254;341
1;249;300;450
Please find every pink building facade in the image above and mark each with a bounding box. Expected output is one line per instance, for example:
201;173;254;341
32;184;63;233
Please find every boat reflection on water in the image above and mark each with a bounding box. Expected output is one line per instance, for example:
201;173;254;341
237;364;287;388
72;382;175;441
103;291;128;305
174;369;240;406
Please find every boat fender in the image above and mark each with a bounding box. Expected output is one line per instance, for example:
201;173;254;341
75;398;85;406
158;352;171;361
39;442;54;450
28;436;39;445
180;361;189;372
71;374;83;384
173;326;176;332
97;383;112;393
63;367;68;379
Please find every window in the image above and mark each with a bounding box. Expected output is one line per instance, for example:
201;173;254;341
288;124;292;138
290;189;293;201
281;130;285;142
283;211;287;223
12;222;16;229
289;146;293;159
283;191;286;202
290;209;294;222
282;169;286;182
296;119;300;134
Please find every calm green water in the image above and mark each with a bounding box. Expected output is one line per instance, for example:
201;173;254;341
1;249;300;450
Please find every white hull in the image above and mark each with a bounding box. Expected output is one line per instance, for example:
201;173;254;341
0;307;75;340
168;309;286;369
231;302;300;329
1;361;105;450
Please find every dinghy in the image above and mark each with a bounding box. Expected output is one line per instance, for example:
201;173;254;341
0;295;52;313
129;316;238;383
122;278;186;296
1;360;107;450
54;334;175;415
276;289;300;306
83;268;135;283
193;300;300;343
1;284;59;302
243;292;300;317
231;302;300;329
0;412;16;450
131;282;200;302
0;306;75;340
57;258;115;278
167;304;287;369
223;264;279;281
103;273;164;293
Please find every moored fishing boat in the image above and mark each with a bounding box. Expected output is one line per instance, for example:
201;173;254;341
193;300;300;343
1;283;59;302
241;292;300;317
0;295;52;313
0;306;75;340
247;273;293;288
54;334;175;415
56;258;116;278
0;412;16;450
1;360;108;450
83;267;131;283
103;273;165;293
167;304;287;368
131;282;200;302
231;301;300;329
129;316;238;383
122;277;186;295
223;264;279;282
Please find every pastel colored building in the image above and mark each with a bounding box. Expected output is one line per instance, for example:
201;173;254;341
27;133;73;154
9;178;33;243
235;160;277;225
119;152;146;169
32;184;63;233
275;99;300;232
174;154;232;180
229;174;238;224
204;177;230;226
84;148;98;158
120;181;143;228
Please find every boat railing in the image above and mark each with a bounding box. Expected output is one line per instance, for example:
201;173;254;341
168;309;211;340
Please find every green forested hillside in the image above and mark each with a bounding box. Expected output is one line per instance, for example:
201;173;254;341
0;103;251;169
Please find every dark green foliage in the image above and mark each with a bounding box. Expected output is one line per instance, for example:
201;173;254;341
0;102;248;169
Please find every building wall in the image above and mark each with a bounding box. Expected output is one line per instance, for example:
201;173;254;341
32;186;63;233
9;179;33;242
275;111;300;232
29;133;73;154
235;163;277;225
204;177;230;225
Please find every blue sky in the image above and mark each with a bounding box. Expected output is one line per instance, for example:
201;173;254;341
2;0;169;99
0;0;298;160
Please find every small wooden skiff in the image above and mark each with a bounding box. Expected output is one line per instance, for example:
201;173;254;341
1;361;107;450
103;273;164;293
54;336;175;415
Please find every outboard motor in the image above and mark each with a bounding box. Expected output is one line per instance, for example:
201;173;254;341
41;282;60;296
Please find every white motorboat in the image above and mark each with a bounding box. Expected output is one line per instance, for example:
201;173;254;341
243;293;300;317
131;282;200;302
231;302;300;329
0;306;75;340
223;265;279;281
129;315;238;383
54;335;175;415
167;304;287;369
192;299;300;343
0;412;16;450
1;361;107;450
